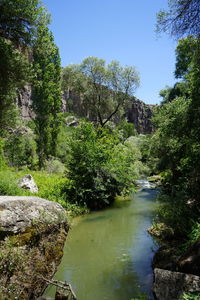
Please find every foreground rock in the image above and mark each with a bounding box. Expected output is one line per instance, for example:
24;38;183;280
154;268;200;300
0;196;69;300
18;174;38;193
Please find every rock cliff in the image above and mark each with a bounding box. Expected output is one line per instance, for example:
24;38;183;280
0;196;69;299
61;92;155;134
16;87;154;134
126;97;154;134
15;85;35;121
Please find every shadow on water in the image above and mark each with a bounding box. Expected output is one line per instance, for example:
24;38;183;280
44;187;159;300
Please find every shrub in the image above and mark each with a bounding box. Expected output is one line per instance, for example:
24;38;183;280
63;121;145;210
63;122;120;210
4;126;38;168
108;137;148;194
0;171;25;195
43;157;65;174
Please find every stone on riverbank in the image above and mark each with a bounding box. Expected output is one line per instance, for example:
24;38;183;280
18;174;38;193
0;196;69;299
153;268;200;300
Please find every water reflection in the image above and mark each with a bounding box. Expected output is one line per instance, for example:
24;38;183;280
44;188;159;300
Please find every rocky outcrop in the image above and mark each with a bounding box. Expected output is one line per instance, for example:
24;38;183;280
62;92;155;134
0;196;69;299
15;85;35;121
153;268;200;300
18;174;38;193
126;98;154;134
16;86;154;134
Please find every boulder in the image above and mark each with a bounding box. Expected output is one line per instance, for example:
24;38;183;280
0;196;65;234
0;196;69;299
153;268;200;300
18;174;38;193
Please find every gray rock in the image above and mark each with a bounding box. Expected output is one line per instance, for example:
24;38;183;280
15;85;35;121
0;196;66;234
126;97;155;134
18;174;38;193
153;268;200;300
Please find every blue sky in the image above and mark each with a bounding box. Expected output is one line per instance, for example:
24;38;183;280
42;0;177;105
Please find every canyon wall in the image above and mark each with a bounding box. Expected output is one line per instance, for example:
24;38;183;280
17;87;154;134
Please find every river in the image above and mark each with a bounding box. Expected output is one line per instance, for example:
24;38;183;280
44;182;159;300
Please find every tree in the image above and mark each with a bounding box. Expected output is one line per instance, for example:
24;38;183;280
65;122;119;210
32;22;62;167
0;0;46;135
62;57;139;126
157;0;200;38
0;38;30;134
0;0;44;46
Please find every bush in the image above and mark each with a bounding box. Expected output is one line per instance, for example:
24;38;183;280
43;157;65;174
117;120;137;140
64;122;119;210
0;171;25;195
63;121;145;210
4;126;38;168
107;137;148;194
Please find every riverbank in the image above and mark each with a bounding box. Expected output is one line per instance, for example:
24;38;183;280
149;204;200;299
0;196;69;299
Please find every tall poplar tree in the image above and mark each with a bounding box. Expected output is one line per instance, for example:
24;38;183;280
32;21;62;167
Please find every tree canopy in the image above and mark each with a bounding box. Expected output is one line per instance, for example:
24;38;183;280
157;0;200;38
62;57;139;126
0;0;47;46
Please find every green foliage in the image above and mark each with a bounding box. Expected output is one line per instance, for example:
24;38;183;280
152;36;200;238
0;0;48;135
108;137;147;194
62;57;139;126
155;193;194;236
175;37;197;79
63;121;144;210
0;138;6;170
64;122;119;210
181;292;200;300
32;22;62;167
0;0;46;46
117;120;137;140
0;38;30;134
4;126;38;168
43;157;65;174
0;171;25;195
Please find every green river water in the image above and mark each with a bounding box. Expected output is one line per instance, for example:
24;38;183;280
44;186;159;300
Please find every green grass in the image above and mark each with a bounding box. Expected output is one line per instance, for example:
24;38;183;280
0;168;88;216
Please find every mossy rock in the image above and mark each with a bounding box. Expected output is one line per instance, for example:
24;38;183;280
148;223;174;240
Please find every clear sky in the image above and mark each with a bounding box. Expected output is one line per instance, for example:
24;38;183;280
42;0;177;105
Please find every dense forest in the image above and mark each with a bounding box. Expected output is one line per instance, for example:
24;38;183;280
0;0;200;299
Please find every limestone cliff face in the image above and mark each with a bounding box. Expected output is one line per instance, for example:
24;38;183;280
0;196;69;300
126;98;154;134
61;92;155;134
15;85;35;121
17;86;154;134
